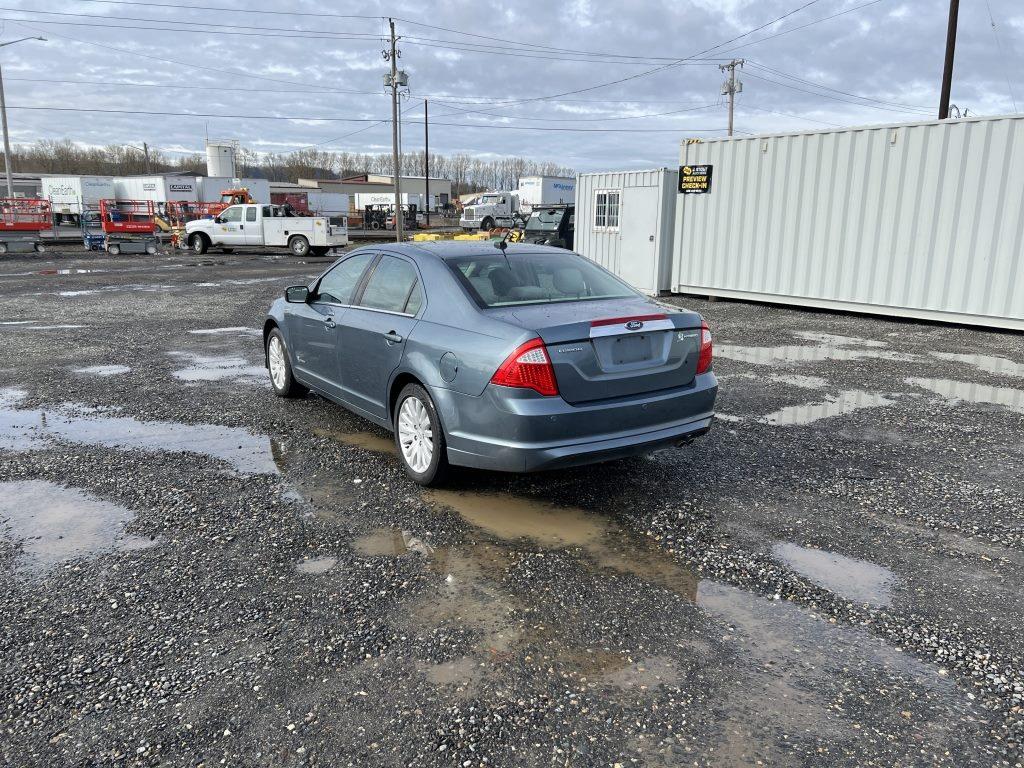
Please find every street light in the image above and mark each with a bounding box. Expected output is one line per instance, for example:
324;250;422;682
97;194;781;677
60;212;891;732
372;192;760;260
0;36;46;198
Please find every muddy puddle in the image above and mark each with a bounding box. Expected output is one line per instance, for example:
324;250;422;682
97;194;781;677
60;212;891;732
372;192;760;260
758;390;897;426
907;377;1024;415
313;427;396;455
0;480;157;574
718;331;918;366
0;388;279;475
73;364;131;377
170;353;266;383
772;542;896;606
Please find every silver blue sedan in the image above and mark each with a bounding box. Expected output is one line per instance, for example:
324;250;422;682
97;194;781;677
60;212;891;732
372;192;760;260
264;242;717;485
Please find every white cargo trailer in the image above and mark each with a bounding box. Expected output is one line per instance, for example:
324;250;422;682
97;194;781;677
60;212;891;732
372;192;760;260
673;115;1024;331
306;191;349;217
195;176;270;204
353;192;424;209
575;168;678;296
518;176;575;210
41;175;115;220
113;176;198;207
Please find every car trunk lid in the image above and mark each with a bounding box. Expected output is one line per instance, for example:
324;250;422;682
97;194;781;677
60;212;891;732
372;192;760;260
489;300;704;404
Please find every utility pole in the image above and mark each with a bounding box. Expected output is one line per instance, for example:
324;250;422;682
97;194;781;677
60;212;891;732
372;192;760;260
938;0;959;119
720;59;744;137
423;98;429;228
143;141;150;174
387;18;403;242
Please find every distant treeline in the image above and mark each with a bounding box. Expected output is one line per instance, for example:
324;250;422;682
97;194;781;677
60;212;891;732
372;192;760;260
3;139;575;196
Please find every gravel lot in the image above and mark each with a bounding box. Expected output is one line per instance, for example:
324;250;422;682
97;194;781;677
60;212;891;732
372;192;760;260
0;247;1021;767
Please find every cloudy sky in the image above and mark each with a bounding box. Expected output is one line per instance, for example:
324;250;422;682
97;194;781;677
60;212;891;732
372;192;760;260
0;0;1020;171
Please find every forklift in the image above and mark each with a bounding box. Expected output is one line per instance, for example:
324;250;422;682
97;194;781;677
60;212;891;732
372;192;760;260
362;204;388;231
386;204;419;232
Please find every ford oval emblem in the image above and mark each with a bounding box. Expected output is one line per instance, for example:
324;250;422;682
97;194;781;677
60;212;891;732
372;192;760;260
625;320;644;331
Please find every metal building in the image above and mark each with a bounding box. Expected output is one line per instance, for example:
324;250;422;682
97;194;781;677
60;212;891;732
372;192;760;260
575;168;679;295
673;115;1024;330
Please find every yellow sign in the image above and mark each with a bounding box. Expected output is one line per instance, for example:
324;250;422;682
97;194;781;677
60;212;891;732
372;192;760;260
679;164;713;194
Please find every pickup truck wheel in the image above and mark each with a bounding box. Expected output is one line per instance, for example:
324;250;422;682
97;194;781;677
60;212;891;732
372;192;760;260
189;233;208;255
288;235;310;257
481;217;494;231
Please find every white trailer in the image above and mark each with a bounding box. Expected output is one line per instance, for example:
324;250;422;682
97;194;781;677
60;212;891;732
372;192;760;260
184;203;348;257
673;114;1024;331
113;176;198;206
353;192;424;209
195;176;271;204
306;191;349;217
518;176;575;211
575;169;678;296
41;175;116;222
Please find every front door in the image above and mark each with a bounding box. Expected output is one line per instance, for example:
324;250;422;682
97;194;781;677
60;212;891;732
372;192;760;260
619;186;660;294
286;251;375;397
338;254;423;421
215;205;246;246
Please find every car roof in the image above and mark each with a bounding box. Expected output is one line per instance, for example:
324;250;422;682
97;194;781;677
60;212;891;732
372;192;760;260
375;242;567;261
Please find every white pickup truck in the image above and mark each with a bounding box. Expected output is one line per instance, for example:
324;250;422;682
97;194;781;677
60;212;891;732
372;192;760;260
185;203;349;257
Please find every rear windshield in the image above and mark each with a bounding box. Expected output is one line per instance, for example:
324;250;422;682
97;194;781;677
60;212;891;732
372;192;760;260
446;250;637;308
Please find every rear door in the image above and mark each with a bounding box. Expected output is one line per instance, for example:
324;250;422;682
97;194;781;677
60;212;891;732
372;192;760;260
243;205;262;246
286;251;375;397
337;254;423;420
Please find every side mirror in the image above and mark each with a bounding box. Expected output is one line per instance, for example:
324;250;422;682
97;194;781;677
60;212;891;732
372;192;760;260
213;216;223;224
285;285;310;303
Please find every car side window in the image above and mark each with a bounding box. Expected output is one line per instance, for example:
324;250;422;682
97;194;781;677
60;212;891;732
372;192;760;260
358;256;419;314
404;280;424;315
220;206;242;223
315;253;374;304
245;207;257;222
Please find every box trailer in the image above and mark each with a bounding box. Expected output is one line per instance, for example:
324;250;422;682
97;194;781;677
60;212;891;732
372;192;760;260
354;192;423;209
518;176;575;210
673;114;1024;331
113;176;199;206
41;175;116;220
196;177;270;204
575;169;678;296
307;191;349;217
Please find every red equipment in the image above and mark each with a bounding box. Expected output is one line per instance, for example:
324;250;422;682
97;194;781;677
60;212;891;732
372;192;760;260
99;199;156;234
0;198;53;232
165;200;219;224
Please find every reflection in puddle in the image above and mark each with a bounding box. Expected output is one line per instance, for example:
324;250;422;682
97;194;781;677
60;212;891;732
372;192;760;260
189;327;261;337
929;352;1024;378
170;353;266;383
772;542;896;606
718;332;916;366
354;528;433;557
768;373;827;389
314;427;396;455
296;556;338;574
73;364;131;377
0;480;157;574
0;388;279;474
907;377;1024;415
758;391;895;426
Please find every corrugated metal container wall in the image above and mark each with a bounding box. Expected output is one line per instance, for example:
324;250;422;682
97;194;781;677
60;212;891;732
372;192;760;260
575;168;678;295
673;115;1024;330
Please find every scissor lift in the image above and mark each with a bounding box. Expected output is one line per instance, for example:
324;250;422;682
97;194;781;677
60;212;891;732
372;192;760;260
165;200;218;250
0;198;52;254
99;199;159;255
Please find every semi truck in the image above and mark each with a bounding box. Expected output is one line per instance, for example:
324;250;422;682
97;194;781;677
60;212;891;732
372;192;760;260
459;176;577;231
460;191;520;231
184;203;348;257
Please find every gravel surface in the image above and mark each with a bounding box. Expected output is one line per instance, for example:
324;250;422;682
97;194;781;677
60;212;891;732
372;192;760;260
0;247;1021;767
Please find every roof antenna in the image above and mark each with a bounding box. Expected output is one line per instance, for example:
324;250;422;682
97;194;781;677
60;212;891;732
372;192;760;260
494;227;513;270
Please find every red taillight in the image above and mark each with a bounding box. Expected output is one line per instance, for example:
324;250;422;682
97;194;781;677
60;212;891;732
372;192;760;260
491;338;559;396
696;320;713;374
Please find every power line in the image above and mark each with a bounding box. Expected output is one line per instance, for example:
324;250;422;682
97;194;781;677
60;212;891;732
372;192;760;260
742;71;933;115
426;98;722;123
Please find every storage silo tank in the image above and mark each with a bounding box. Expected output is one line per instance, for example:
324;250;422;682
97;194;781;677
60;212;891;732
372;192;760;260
206;140;237;178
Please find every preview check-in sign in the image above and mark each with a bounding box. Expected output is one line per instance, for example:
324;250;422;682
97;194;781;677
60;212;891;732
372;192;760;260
679;165;713;194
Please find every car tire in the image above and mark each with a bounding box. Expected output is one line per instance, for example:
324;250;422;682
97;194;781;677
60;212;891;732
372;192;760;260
394;383;449;486
190;233;208;255
266;328;308;398
288;235;310;257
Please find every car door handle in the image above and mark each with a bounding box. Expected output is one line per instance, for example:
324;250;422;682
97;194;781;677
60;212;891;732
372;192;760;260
383;331;403;343
323;315;336;328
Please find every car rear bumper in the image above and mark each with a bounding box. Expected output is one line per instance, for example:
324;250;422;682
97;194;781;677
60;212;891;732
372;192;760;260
436;373;717;472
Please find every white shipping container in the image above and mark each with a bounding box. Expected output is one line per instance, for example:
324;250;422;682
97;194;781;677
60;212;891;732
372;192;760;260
41;175;116;214
673;115;1024;331
575;169;678;296
518;176;575;208
306;191;349;216
113;176;198;204
354;192;424;209
195;177;270;204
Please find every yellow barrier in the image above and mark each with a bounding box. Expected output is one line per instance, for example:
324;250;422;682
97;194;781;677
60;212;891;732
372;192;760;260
453;232;492;241
411;232;454;242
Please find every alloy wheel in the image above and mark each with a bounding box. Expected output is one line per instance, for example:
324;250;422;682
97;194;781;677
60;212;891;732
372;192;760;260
268;335;287;390
397;396;433;474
